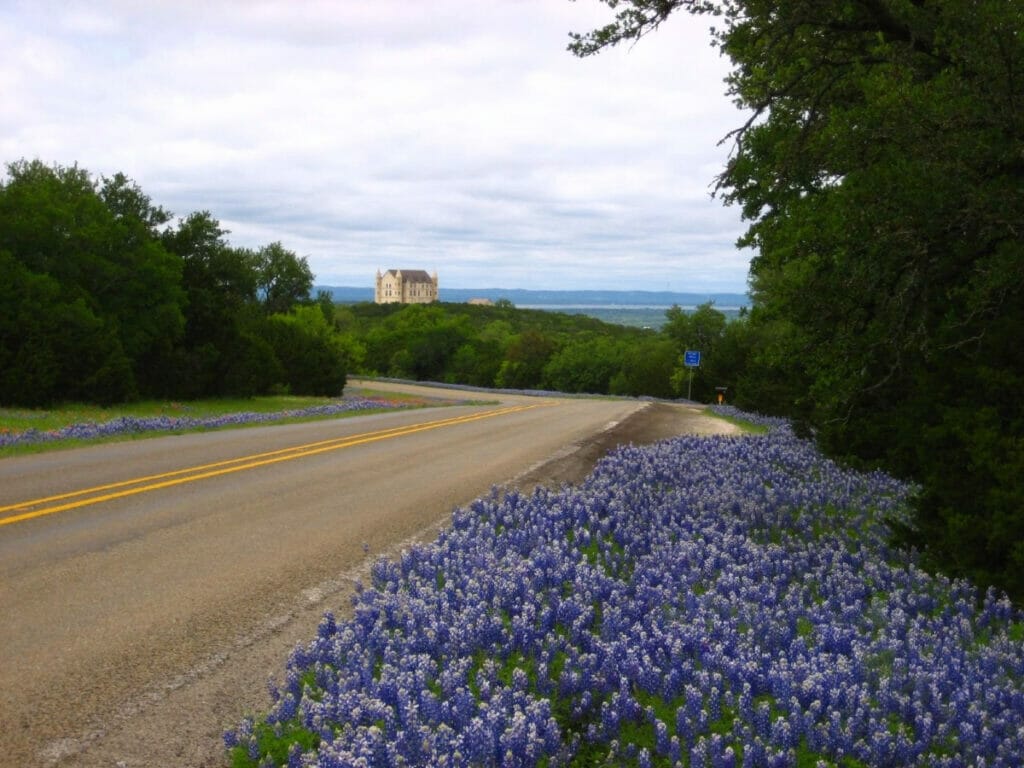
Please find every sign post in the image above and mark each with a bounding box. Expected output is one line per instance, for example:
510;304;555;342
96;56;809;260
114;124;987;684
683;350;701;401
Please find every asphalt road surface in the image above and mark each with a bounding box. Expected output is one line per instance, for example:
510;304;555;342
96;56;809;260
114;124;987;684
0;381;738;767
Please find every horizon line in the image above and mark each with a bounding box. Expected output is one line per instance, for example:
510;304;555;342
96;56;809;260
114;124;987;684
317;284;750;295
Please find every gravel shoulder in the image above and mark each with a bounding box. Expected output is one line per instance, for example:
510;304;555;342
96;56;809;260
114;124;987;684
510;400;741;491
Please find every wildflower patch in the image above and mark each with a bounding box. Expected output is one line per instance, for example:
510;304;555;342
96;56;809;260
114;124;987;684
227;414;1024;767
0;397;407;450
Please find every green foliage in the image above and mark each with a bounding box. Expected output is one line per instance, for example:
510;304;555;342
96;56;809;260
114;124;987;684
0;250;133;406
228;719;319;768
344;301;703;399
255;241;314;315
567;0;718;57
574;0;1024;599
498;329;557;389
663;302;749;402
265;307;348;396
225;327;285;398
542;336;623;394
0;160;349;406
0;160;185;404
611;338;678;399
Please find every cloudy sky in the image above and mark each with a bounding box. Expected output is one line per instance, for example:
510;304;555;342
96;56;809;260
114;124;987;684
2;1;752;292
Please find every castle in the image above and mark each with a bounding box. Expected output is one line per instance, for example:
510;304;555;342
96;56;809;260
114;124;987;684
374;269;439;304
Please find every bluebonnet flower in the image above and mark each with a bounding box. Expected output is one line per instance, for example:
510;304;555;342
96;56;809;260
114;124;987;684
226;407;1024;767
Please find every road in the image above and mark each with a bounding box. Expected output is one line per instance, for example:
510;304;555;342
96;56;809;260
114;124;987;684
0;381;737;767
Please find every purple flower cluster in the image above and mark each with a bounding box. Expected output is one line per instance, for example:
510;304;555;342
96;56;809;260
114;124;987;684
0;397;405;449
228;419;1024;767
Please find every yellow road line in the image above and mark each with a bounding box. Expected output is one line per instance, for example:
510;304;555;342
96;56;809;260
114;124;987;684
0;403;547;528
0;406;525;515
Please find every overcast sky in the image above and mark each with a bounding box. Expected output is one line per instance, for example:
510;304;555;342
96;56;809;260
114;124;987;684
2;1;752;292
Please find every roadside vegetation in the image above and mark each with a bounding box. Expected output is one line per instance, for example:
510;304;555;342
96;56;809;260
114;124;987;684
0;391;438;457
227;411;1024;767
569;0;1024;605
336;300;743;403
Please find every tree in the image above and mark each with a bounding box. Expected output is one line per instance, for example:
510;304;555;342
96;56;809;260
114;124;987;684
0;251;133;406
264;306;347;396
663;302;728;401
315;289;337;326
255;242;314;315
0;159;343;404
94;172;185;395
359;304;470;382
611;338;678;399
0;160;103;280
495;330;556;390
99;172;172;234
0;160;185;401
572;1;1024;598
542;336;623;394
162;211;263;397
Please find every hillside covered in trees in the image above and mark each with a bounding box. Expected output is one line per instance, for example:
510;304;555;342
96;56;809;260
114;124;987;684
336;299;746;402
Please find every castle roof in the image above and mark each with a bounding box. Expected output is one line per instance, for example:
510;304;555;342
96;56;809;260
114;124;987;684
385;269;434;283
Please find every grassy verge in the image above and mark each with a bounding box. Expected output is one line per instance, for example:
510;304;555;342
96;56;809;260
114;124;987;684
0;388;447;458
0;396;334;433
707;409;771;435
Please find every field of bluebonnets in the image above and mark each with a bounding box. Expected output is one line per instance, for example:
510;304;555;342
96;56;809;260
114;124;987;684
226;406;1024;768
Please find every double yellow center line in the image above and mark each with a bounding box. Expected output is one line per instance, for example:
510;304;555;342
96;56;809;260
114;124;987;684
0;403;547;528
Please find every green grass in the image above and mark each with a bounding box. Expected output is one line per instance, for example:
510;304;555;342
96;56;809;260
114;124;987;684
1009;621;1024;643
0;395;333;432
0;387;451;458
229;719;320;768
707;410;770;435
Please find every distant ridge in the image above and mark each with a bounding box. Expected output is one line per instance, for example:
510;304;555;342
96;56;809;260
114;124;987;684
317;286;751;307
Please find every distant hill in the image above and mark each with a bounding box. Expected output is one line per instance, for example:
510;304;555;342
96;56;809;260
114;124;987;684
316;286;751;308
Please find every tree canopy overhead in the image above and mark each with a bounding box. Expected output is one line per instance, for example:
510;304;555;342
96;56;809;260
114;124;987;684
572;0;1024;598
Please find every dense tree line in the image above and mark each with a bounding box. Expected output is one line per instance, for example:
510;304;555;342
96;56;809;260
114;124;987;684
338;300;747;402
573;0;1024;600
0;157;744;411
0;160;346;405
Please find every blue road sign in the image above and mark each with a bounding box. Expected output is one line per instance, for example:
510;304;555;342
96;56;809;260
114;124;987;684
684;350;701;367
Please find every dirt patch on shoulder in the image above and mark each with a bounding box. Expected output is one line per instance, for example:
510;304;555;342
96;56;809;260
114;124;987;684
512;401;740;491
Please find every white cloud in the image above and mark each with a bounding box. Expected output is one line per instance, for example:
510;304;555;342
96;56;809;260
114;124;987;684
0;0;752;292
